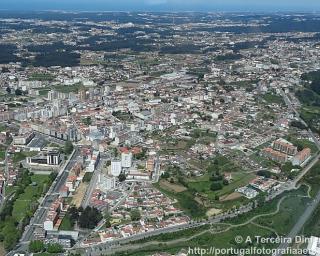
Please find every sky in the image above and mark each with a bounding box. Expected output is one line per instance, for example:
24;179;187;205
0;0;320;12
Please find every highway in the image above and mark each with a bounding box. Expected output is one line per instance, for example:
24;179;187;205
271;89;320;256
280;89;320;150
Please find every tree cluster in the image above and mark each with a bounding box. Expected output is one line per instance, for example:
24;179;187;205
29;240;63;254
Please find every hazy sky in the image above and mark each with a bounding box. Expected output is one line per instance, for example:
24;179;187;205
0;0;320;12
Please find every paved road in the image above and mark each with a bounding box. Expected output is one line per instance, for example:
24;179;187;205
81;156;107;208
280;89;320;150
78;203;253;255
1;143;10;207
75;148;320;255
74;182;135;249
7;147;80;256
269;89;320;256
152;153;161;183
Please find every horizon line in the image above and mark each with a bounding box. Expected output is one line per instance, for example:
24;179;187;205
0;9;319;14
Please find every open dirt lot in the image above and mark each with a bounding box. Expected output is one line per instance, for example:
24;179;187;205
206;208;222;217
220;192;242;202
71;182;88;207
159;180;187;193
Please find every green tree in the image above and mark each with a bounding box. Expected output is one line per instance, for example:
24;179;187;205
161;171;170;179
2;220;19;251
105;213;112;228
118;173;126;182
15;88;23;96
64;140;74;154
29;240;45;253
130;209;141;221
135;149;147;160
210;182;223;191
47;243;64;253
78;206;103;229
68;206;79;224
82;116;92;126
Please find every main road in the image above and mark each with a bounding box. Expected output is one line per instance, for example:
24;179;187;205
272;88;320;256
81;154;110;208
7;147;80;256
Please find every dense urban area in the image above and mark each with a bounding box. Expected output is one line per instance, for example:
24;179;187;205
0;11;320;256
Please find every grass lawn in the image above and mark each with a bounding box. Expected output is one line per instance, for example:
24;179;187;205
13;151;38;163
188;172;255;199
302;203;320;237
154;183;206;219
5;185;18;196
12;199;32;221
300;106;320;129
0;151;5;160
0;125;6;132
161;139;195;153
59;215;73;231
53;83;85;93
12;174;49;221
303;161;320;197
262;93;284;105
157;155;256;217
38;88;51;96
254;193;311;235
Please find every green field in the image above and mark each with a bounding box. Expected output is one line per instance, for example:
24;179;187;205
37;88;51;96
12;151;39;163
36;82;85;97
157;155;255;218
154;183;206;219
12;174;50;221
300;106;320;131
303;161;320;197
59;215;73;231
302;202;320;237
262;93;284;105
5;185;18;196
254;193;310;235
188;172;255;199
53;83;85;93
0;125;6;132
